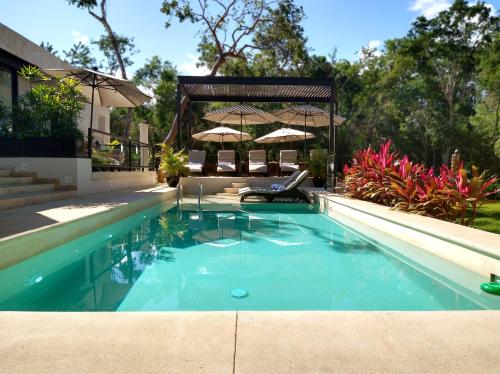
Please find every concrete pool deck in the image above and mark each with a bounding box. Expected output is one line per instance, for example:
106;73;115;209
0;185;175;239
0;311;499;373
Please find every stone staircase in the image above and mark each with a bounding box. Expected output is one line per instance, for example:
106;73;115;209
0;168;76;210
216;182;249;197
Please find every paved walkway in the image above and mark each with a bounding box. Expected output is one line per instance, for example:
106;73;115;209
0;186;174;239
0;311;499;373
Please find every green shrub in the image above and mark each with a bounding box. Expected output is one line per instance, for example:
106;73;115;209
10;65;84;139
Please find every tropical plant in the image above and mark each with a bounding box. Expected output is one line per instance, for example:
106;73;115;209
308;149;327;187
11;66;84;139
344;140;499;226
0;102;11;136
159;145;189;179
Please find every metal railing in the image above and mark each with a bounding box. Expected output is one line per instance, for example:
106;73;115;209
88;128;155;171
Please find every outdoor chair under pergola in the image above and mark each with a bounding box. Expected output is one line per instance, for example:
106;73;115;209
174;76;340;188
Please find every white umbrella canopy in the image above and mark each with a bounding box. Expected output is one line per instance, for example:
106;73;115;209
204;104;280;125
43;68;152;108
254;127;315;144
192;126;253;143
273;104;345;127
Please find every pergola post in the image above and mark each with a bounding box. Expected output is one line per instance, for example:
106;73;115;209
176;83;182;150
187;101;193;149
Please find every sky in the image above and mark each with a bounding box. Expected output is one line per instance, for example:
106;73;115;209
1;0;498;77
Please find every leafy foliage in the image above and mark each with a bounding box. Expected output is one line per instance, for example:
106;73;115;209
92;33;137;75
40;41;59;57
308;149;327;179
63;42;99;68
159;145;189;178
344;140;499;226
9;66;84;138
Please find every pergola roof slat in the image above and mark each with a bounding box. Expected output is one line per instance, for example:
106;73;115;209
178;76;336;103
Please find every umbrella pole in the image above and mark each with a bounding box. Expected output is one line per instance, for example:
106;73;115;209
304;110;307;160
87;73;96;159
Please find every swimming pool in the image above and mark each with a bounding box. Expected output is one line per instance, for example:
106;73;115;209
0;203;498;311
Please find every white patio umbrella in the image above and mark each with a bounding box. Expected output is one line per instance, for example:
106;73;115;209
43;68;151;130
254;127;315;144
204;104;279;142
192;126;252;148
273;105;345;155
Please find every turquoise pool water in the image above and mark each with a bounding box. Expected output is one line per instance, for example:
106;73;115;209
0;203;498;311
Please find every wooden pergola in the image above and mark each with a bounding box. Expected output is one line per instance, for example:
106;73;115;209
175;75;339;187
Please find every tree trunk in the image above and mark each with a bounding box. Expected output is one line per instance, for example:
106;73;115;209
163;96;190;145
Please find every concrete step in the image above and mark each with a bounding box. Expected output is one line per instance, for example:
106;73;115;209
0;170;11;177
0;176;33;185
215;192;240;198
223;187;239;194
231;182;249;188
0;183;56;196
0;190;77;210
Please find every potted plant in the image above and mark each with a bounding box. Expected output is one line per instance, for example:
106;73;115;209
159;145;189;187
309;149;327;187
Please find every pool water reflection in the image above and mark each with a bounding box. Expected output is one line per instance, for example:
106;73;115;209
0;204;498;311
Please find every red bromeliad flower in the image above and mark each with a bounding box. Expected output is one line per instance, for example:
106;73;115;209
344;139;499;225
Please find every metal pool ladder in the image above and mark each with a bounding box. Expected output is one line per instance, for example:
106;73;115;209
197;183;203;214
176;184;183;210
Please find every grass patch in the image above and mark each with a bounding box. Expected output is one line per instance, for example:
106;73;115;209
473;201;500;234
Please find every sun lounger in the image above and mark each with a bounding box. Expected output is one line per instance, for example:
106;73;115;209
248;150;268;175
280;150;299;175
238;170;300;195
217;150;236;174
188;150;206;175
239;170;310;203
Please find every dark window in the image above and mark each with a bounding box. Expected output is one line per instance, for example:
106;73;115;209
0;66;13;109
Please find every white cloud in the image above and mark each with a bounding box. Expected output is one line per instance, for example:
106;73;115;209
368;40;381;49
178;54;211;76
409;0;451;18
71;30;89;45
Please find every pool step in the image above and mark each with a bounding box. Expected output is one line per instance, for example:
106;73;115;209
223;187;240;194
0;190;77;210
215;192;241;198
0;183;56;196
222;182;249;195
0;169;11;177
0;176;33;185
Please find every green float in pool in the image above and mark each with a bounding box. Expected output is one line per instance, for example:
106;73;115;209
480;282;500;295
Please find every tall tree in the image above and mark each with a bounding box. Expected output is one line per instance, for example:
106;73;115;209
161;0;274;76
67;0;131;79
405;0;498;162
253;0;309;75
67;0;138;137
63;42;98;68
40;42;59;57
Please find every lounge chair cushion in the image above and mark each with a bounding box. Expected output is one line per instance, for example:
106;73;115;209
279;150;299;172
188;163;203;173
249;150;267;174
188;150;206;174
280;162;299;172
217;163;236;172
217;150;236;172
249;162;268;173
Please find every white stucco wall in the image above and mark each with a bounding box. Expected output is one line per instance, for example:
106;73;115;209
0;23;111;134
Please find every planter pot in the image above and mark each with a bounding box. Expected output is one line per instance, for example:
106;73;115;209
313;177;326;188
157;169;166;183
166;175;180;187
